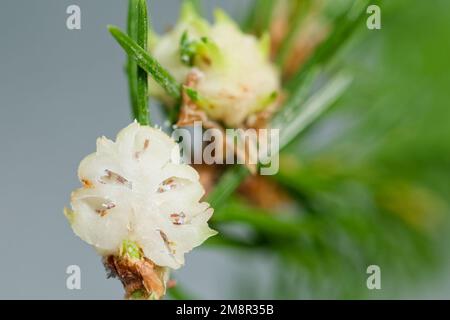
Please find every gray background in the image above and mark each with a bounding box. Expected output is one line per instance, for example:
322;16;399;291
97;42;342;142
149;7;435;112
0;0;261;299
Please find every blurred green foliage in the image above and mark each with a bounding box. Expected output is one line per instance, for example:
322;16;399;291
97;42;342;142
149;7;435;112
196;0;450;299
